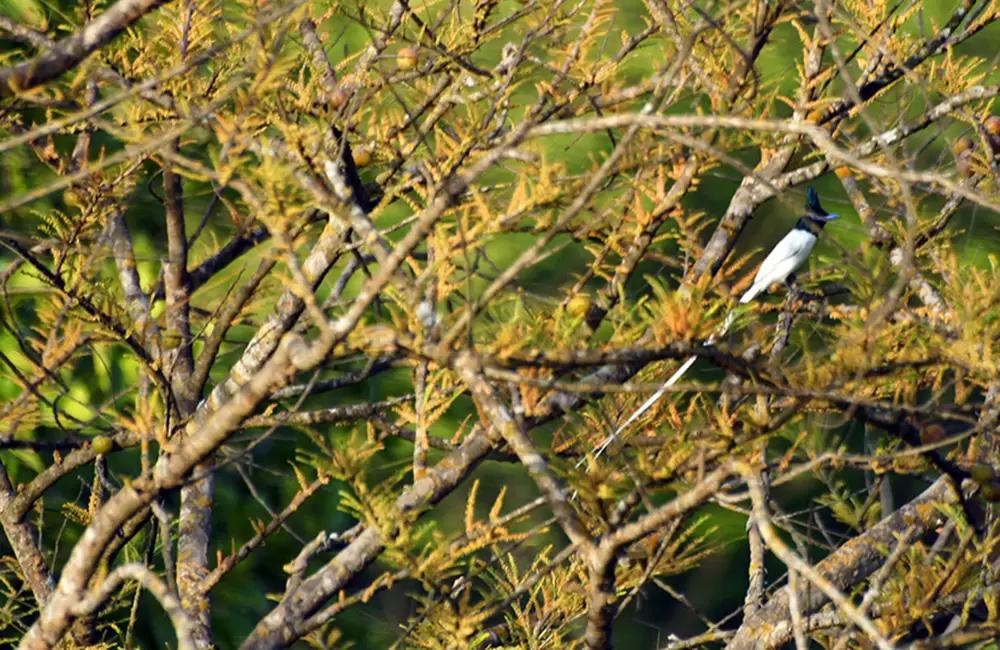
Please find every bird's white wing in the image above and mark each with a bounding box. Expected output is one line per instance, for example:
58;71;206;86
740;229;817;304
752;229;815;287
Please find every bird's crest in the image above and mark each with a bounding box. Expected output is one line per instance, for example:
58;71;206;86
803;187;839;225
806;187;825;216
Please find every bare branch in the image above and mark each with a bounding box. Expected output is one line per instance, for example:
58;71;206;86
0;0;173;97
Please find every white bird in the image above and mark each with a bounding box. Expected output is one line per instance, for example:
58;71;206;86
739;187;839;303
588;188;839;461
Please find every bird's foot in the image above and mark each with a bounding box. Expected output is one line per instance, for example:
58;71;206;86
785;275;803;305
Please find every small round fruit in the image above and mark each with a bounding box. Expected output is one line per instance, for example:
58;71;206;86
91;435;114;455
919;424;944;445
971;463;997;484
566;294;592;319
63;188;83;209
952;135;974;155
980;483;1000;502
957;148;974;178
328;89;349;110
985;116;1000;156
397;48;418;71
352;146;371;167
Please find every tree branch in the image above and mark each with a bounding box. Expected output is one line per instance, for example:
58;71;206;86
0;0;174;97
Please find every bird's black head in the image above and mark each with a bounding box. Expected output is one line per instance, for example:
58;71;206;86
795;187;839;231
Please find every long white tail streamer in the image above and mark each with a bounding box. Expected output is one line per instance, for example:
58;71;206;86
582;308;739;465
